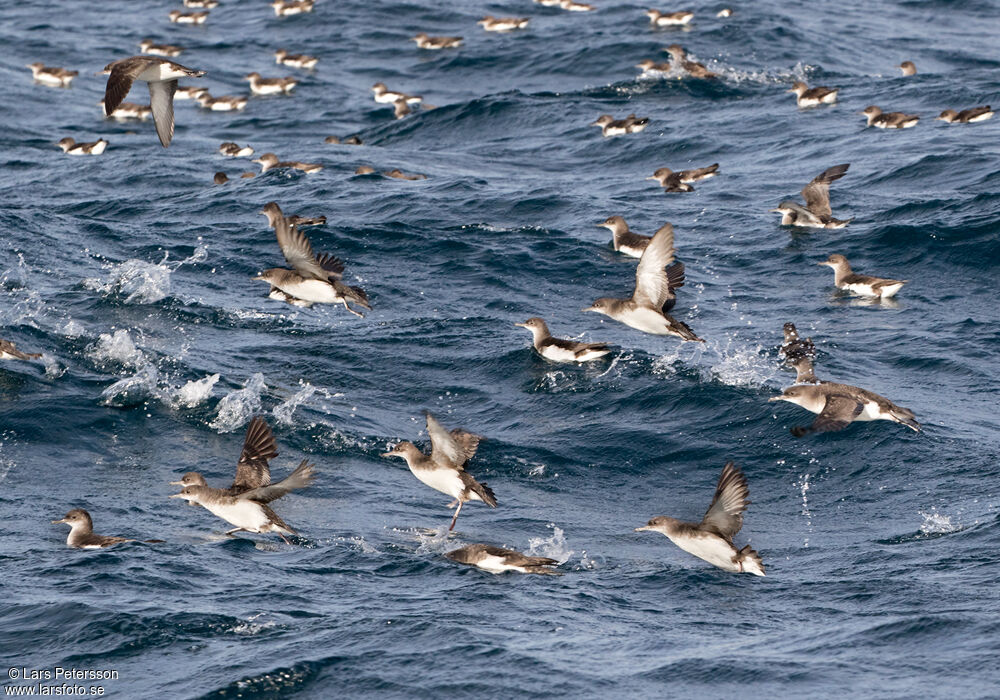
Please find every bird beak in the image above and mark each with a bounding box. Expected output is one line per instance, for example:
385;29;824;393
857;110;867;115
634;526;651;532
168;493;184;499
588;121;600;126
816;262;829;266
645;176;658;181
514;322;526;328
51;518;67;524
251;275;264;281
767;396;783;402
169;480;184;486
768;208;782;213
380;451;395;458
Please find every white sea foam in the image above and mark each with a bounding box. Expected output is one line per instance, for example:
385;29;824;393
210;373;267;432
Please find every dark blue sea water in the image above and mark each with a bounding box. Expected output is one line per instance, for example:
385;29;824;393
2;0;999;697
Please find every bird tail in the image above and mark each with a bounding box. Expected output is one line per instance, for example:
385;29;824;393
524;565;562;576
737;545;765;576
672;318;704;343
471;481;498;508
890;407;921;432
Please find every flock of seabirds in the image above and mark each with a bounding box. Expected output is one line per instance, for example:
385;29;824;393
19;0;993;577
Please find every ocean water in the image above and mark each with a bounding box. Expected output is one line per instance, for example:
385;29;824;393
1;0;999;697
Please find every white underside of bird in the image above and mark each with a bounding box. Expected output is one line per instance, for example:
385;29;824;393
659;531;765;576
200;499;292;535
538;345;609;363
270;279;342;304
842;281;904;298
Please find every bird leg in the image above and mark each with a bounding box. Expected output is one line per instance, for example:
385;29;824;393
342;300;364;318
225;528;246;536
446;499;460;508
448;501;464;531
279;532;293;545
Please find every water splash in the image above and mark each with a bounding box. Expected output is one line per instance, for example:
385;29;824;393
210;373;267;432
83;245;208;305
704;335;775;387
273;383;318;426
918;509;960;535
100;365;159;407
87;329;146;368
526;524;574;565
796;472;812;547
171;374;220;409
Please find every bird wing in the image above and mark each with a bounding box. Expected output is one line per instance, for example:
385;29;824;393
104;60;144;115
275;217;330;280
482;545;559;568
802;163;849;217
426;412;481;469
315;253;345;279
700;462;750;541
811;395;864;433
240;460;315;503
231;416;279;490
632;222;676;308
0;339;39;359
959;106;991;121
679;164;718;181
148;79;177;147
783;201;824;225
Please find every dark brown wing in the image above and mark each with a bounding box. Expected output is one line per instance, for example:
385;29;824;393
482;545;559;568
804;395;864;434
700;462;750;541
679;164;718;181
802;164;849;217
0;339;41;359
104;59;145;115
315;253;345;279
957;106;991;121
275;217;329;280
231;416;278;491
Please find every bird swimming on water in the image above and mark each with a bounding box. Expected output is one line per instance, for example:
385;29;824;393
770;382;920;435
663;44;717;78
770;163;851;228
381;412;497;531
860;105;919;129
515;317;612;363
787;81;839;108
898;61;916;76
445;544;560;575
597;216;658;258
254;202;370;315
818;254;906;298
936;106;993;124
169;416;315;543
636;462;765;576
583;222;701;340
52;509;163;549
591;114;650;137
647;164;718;193
101;56;206;147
